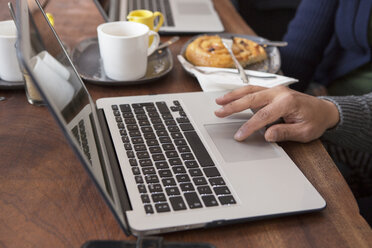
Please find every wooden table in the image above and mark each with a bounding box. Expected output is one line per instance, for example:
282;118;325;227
0;0;371;247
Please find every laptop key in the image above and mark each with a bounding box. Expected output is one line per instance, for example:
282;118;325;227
168;126;180;132
162;178;176;186
142;167;156;175
159;136;172;144
181;153;195;161
120;104;131;112
135;175;143;184
156;130;168;137
153;123;166;130
127;151;135;158
113;110;120;116
179;123;194;131
184;192;202;209
137;151;150;159
129;159;138;166
162;144;175;151
214;186;231;195
129;130;141;137
141;126;153;133
141;194;150;203
202;195;219;207
138;184;147;193
147;139;159;147
203;167;221;178
218;195;236;205
180;183;194;192
123;112;134;118
193;177;208;185
134;144;147;151
132;167;140;175
164;120;177;126
152;193;166;202
171;132;183;139
136;114;147;120
172;166;186;174
138;120;151;126
124;118;136;125
189;169;203;177
148;184;163;193
120;129;127;136
156;102;170;114
145;175;159;184
178;146;191;153
155;203;170;213
143;132;156;140
197;186;212;195
155;161;169;169
144;204;154;214
139;159;153;167
209;177;226;186
158;169;172;178
174;139;187;146
165;187;180;196
131;137;144;144
152;154;166;161
176;174;190;183
124;143;132;151
169;158;182;166
165;151;178;158
122;136;129;143
149;146;162;154
184;160;198;168
169;196;187;211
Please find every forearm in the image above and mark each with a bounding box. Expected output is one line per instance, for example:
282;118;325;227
319;93;372;152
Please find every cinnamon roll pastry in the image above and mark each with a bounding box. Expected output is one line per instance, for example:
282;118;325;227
185;35;267;68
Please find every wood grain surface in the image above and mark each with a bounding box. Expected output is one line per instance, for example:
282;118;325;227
0;0;371;247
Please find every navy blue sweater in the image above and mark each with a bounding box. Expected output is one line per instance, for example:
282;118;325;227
279;0;372;91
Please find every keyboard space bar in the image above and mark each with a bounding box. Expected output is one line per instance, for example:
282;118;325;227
184;131;214;167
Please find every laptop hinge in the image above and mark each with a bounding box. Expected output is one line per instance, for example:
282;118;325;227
96;108;133;234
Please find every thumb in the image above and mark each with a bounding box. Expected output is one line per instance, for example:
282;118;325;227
264;123;308;143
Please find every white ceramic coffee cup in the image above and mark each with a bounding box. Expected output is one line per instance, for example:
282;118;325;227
97;21;160;81
0;20;23;82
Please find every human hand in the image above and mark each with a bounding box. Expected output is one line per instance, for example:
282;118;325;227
214;85;340;143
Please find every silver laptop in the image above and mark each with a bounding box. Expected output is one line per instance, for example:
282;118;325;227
93;0;224;34
16;0;325;236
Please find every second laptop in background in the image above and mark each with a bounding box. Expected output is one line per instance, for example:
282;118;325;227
93;0;224;34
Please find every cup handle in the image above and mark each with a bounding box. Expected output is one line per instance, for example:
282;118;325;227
153;12;164;32
147;30;160;56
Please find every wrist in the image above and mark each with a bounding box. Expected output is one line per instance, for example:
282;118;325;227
321;99;340;130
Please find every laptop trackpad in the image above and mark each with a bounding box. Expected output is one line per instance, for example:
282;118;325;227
204;122;280;163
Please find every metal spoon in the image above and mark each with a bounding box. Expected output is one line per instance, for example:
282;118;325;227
158;36;180;50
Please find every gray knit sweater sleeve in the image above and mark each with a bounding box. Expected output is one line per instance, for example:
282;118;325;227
318;93;372;152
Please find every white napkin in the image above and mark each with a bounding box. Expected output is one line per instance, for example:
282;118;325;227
178;55;298;92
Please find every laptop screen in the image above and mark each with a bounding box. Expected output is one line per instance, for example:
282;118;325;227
15;0;129;233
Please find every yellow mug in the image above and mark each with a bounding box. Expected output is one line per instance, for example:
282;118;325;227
127;9;164;44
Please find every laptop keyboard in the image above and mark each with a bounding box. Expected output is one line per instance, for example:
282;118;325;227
111;100;236;214
127;0;175;27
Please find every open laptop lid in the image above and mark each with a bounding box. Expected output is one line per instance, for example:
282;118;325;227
15;0;131;235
